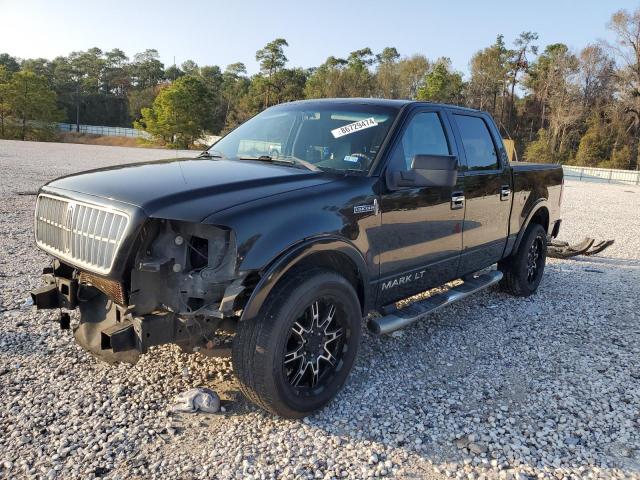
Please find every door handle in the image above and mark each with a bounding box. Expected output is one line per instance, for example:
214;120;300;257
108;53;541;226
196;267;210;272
451;193;465;210
500;185;511;201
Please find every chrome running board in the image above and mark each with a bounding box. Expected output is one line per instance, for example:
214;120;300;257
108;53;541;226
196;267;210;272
369;270;503;335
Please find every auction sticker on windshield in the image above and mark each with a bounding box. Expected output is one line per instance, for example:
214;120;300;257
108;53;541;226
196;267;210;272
331;117;378;138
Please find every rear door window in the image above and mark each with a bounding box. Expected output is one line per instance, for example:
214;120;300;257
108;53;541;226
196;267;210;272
453;115;499;171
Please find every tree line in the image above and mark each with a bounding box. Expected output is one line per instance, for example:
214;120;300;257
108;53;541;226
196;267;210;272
1;8;640;169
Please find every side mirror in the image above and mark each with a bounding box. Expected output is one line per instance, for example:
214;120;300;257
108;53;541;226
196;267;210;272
386;154;458;189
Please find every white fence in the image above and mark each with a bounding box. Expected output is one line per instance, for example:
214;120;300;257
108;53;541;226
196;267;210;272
55;122;151;139
562;165;640;185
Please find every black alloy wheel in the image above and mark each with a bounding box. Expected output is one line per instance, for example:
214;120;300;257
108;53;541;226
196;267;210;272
499;222;548;297
283;298;348;394
232;269;361;418
526;234;545;285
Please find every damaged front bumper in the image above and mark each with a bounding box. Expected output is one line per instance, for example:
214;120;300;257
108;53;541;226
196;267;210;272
31;260;244;364
31;263;78;311
31;195;250;364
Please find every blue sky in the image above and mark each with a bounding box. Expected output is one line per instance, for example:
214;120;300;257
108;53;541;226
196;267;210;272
0;0;637;77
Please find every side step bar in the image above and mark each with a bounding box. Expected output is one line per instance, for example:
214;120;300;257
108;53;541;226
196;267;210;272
369;270;503;335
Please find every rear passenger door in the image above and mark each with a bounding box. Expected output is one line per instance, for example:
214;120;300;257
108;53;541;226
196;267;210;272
449;112;512;275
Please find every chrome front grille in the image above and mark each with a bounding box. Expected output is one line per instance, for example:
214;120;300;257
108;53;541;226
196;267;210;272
35;194;129;274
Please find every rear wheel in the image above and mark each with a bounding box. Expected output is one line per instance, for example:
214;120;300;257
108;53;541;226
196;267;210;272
232;269;361;418
499;223;548;297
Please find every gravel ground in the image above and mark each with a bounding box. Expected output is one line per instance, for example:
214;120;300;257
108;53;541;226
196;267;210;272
1;139;639;480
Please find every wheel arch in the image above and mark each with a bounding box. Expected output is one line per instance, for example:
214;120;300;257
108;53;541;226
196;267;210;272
512;201;550;253
239;236;370;323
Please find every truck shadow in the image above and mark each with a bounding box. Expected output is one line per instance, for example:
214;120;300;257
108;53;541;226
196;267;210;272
298;259;640;477
569;255;640;268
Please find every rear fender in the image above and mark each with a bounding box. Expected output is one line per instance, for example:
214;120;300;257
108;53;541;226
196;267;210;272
512;200;549;254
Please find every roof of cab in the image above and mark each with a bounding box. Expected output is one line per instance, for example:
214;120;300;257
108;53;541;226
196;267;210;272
280;97;481;113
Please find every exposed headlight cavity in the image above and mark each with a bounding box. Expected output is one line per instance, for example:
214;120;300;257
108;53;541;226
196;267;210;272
130;220;237;316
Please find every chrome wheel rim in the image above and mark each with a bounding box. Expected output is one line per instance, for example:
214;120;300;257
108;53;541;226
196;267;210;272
527;236;544;283
283;298;347;395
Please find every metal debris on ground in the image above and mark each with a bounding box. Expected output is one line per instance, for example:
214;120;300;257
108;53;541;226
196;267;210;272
547;237;614;259
170;387;221;414
20;297;34;309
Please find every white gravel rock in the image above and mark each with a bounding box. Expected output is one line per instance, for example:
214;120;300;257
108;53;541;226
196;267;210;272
0;141;639;479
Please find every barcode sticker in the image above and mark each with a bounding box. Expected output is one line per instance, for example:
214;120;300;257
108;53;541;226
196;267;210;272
331;117;378;138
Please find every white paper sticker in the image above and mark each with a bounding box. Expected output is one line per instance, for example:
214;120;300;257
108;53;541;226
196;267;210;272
331;117;378;138
343;155;360;163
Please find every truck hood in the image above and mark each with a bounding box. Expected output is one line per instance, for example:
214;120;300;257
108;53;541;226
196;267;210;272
43;157;334;222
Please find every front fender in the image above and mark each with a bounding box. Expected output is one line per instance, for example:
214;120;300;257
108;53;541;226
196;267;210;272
239;236;370;323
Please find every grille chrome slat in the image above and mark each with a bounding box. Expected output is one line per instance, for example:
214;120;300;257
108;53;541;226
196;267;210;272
100;214;115;268
35;194;129;274
82;208;94;264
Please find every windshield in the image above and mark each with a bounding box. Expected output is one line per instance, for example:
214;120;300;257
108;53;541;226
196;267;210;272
209;103;400;173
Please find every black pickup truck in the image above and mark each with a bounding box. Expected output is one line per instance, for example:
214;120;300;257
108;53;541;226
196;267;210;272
31;99;562;417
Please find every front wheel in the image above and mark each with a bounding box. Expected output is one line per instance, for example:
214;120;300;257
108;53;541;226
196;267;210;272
232;269;362;418
499;223;548;297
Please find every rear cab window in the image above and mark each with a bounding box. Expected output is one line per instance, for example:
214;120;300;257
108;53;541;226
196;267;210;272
452;114;500;171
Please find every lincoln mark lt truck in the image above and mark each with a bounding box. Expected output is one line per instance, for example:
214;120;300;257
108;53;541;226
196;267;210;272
31;99;563;418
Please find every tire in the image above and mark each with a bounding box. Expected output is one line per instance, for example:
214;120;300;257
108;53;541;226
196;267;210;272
232;269;362;418
499;223;548;297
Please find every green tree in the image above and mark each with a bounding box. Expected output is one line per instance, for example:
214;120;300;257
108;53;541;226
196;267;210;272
578;45;614;109
375;47;401;98
135;76;213;148
524;129;556;163
525;44;580;155
104;48;130;95
221;63;250;131
198;65;225;133
69;47;105;94
132;49;165;88
416;58;464;104
255;38;289;108
607;8;640;169
49;55;83;129
305;56;350;98
165;65;184;82
21;58;54;84
575;125;609;167
507;32;538;129
0;66;11;137
609;145;632;169
344;48;375;97
181;60;199;76
0;53;20;73
270;68;307;104
306;49;377;99
468;35;509;116
128;85;162;122
397;55;429;99
6;70;62;140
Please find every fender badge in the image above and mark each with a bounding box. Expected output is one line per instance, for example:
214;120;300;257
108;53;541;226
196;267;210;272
353;199;379;215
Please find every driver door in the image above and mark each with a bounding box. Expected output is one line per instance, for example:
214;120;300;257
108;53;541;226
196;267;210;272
376;108;465;305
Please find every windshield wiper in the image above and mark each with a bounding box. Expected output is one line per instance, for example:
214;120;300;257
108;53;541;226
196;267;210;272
316;166;366;176
197;150;225;159
238;155;319;172
238;155;290;162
